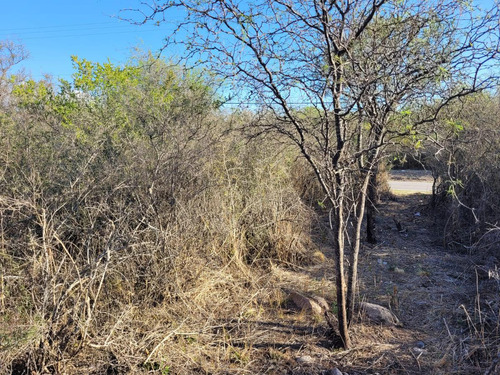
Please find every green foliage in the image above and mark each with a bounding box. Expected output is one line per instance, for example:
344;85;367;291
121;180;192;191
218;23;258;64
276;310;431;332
142;361;170;374
71;55;139;96
445;119;465;134
11;78;53;109
445;179;464;198
11;52;216;147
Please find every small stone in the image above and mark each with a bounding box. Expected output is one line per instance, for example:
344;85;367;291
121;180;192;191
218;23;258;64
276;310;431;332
412;347;427;355
415;340;425;349
296;355;314;364
394;267;405;274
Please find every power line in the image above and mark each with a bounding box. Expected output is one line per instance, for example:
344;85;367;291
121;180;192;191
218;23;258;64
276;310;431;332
0;19;183;35
1;24;139;37
9;28;165;41
0;21;117;33
222;102;326;106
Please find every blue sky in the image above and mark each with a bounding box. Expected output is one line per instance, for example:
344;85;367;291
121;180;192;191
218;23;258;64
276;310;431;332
2;0;496;85
0;1;182;81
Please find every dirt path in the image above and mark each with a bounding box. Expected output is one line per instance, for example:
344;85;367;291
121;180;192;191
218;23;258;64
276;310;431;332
266;184;487;374
344;193;476;374
227;173;492;374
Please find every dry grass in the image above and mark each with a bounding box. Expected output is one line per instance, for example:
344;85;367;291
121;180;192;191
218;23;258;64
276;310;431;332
0;99;322;374
2;80;499;374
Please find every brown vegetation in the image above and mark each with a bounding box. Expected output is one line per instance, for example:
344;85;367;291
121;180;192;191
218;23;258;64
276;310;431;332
0;53;320;373
1;0;500;369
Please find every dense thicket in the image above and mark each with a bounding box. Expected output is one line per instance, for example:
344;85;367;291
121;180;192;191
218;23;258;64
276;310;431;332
1;0;499;366
125;0;500;348
0;54;317;374
425;92;500;251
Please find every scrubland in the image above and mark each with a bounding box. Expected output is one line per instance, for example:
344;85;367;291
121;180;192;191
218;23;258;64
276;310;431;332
1;55;499;374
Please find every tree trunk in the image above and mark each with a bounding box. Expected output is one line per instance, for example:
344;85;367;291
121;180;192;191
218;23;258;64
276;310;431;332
334;208;351;349
332;178;351;349
366;171;378;244
347;171;371;325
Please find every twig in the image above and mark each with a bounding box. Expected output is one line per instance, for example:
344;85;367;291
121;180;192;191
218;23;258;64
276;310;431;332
484;352;500;375
144;319;187;364
443;317;454;341
410;348;422;371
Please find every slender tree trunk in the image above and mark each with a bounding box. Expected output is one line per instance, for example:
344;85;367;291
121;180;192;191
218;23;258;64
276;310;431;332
333;202;351;348
331;173;351;349
366;170;378;244
347;171;371;325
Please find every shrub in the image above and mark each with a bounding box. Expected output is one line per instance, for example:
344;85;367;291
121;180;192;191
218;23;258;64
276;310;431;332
0;56;315;373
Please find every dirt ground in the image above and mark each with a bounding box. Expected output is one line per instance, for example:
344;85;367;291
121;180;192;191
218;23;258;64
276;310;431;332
231;177;498;374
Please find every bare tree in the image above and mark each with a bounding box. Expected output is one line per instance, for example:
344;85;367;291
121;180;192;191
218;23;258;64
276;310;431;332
124;0;500;348
0;40;28;105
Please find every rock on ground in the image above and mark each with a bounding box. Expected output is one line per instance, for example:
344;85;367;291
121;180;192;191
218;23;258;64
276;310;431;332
289;291;324;315
311;295;330;312
359;301;402;326
296;355;314;364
